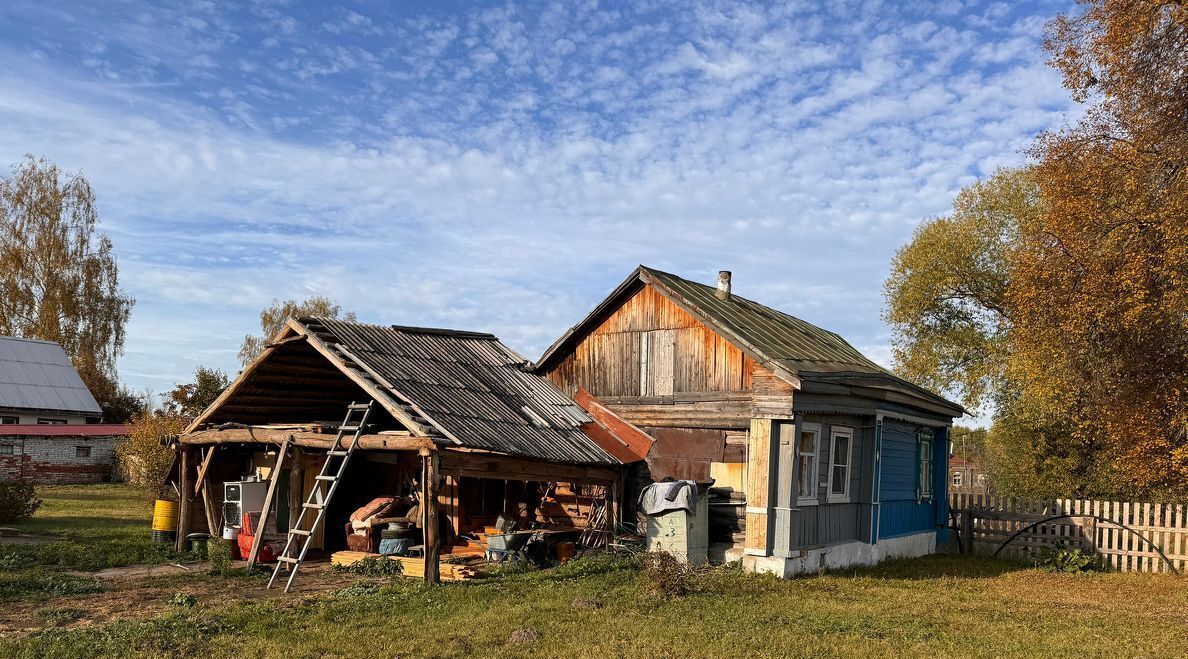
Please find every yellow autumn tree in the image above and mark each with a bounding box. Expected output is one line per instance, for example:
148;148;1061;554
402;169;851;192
1012;0;1188;496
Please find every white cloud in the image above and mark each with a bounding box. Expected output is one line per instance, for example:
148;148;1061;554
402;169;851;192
0;0;1079;406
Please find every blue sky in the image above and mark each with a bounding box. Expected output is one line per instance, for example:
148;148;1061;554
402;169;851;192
0;1;1077;419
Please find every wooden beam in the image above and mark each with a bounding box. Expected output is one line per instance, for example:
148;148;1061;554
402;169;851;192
179;427;435;452
744;418;777;557
422;449;441;585
194;446;218;497
176;447;194;552
201;479;219;537
437;450;619;484
247;435;292;570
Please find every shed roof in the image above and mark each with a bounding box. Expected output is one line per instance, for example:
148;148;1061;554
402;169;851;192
0;336;102;416
537;266;965;418
189;318;619;465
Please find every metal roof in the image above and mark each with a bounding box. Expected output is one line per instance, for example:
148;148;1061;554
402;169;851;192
302;318;617;464
537;266;965;417
0;336;102;416
0;423;127;437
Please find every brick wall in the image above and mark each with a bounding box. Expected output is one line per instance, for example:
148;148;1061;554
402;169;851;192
0;435;118;484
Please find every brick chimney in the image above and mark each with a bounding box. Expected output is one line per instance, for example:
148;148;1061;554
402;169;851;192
715;270;732;301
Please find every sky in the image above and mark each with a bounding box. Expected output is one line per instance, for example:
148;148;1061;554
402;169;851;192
0;1;1079;421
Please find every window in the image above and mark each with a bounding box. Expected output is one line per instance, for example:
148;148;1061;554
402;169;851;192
0;416;18;424
796;423;821;505
38;418;67;425
976;473;986;486
827;426;854;502
75;446;91;458
917;428;934;500
952;471;963;487
0;445;13;455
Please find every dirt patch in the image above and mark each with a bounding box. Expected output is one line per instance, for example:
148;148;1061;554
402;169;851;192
0;561;354;638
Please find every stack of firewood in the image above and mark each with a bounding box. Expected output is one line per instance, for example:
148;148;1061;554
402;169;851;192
708;487;746;545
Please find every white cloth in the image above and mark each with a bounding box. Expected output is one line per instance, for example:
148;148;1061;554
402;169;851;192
639;480;698;515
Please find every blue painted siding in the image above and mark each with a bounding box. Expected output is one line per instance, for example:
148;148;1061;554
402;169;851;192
877;421;948;540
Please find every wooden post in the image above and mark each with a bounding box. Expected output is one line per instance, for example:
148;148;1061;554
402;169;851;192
176;447;194;552
422;448;441;585
247;436;292;570
196;446;220;537
744;418;776;557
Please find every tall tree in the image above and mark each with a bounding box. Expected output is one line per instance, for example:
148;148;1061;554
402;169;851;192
0;155;135;417
163;366;230;418
883;168;1039;413
1015;0;1188;495
239;296;356;366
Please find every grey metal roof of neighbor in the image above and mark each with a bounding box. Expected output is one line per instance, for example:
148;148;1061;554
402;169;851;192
303;318;617;464
537;266;965;417
0;336;102;415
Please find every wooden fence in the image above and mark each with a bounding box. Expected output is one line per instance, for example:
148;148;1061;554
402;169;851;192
949;494;1188;574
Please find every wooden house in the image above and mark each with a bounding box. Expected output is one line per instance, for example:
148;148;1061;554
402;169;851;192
174;317;650;583
536;266;966;576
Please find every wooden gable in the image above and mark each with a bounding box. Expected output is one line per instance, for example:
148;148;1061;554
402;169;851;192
545;284;794;417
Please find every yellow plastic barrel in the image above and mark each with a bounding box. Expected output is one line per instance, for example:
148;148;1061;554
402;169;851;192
151;499;178;543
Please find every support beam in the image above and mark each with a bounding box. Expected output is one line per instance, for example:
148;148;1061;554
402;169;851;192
744;418;778;557
180;427;435;452
176;447;194;552
422;449;441;585
247;436;292;570
438;450;618;484
194;446;218;496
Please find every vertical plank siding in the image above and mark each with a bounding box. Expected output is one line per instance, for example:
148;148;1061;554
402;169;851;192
949;494;1188;573
547;285;763;397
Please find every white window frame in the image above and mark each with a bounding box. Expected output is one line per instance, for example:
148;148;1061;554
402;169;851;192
917;428;934;501
826;426;854;503
0;416;18;424
952;471;963;487
795;422;822;506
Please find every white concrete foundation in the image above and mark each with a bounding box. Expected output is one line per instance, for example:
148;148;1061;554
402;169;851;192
743;531;936;578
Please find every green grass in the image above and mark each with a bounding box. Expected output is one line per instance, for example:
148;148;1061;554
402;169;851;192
2;485;1186;658
2;484;181;571
5;552;1187;658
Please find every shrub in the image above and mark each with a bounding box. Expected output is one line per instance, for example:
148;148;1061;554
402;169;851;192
640;551;697;598
1037;543;1097;573
332;556;404;578
116;412;187;490
0;480;42;523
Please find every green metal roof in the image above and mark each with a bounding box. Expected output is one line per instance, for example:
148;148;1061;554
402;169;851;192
537;265;965;418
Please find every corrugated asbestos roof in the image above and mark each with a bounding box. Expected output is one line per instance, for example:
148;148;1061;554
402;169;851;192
537;266;964;417
0;336;102;415
305;318;617;464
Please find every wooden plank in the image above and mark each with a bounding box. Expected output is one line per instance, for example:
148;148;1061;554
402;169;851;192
744;418;775;556
246;436;292;570
180;427;436;452
176;447;194;552
201;478;219;537
193;446;218;496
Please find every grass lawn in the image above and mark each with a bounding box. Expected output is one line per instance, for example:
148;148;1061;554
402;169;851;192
1;484;185;604
2;485;1185;658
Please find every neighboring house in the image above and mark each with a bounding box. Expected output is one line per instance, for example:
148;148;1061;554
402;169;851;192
0;335;125;484
949;456;990;496
536;266;966;577
0;423;127;484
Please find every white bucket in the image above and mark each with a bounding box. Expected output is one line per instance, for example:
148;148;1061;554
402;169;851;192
222;525;240;541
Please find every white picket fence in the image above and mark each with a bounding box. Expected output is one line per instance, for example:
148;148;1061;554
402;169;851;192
949;494;1188;574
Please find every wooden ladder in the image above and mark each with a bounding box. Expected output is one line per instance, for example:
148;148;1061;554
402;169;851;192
267;400;374;593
